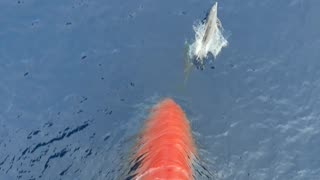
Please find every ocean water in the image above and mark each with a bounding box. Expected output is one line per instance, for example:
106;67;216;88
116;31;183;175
1;0;320;179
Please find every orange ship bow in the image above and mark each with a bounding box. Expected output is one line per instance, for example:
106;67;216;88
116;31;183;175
129;98;197;180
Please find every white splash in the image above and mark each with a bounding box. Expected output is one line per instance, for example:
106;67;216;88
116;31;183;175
188;2;228;65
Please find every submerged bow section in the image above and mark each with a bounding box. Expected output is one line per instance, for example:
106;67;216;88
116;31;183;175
127;98;197;180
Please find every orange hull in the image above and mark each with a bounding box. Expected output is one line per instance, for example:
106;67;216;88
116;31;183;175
130;98;197;180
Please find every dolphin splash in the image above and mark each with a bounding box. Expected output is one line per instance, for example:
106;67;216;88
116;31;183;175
187;2;228;69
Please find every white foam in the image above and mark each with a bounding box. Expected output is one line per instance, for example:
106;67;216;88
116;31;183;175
188;2;228;65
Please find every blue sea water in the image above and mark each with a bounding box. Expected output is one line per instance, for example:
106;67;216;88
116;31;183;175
1;0;320;179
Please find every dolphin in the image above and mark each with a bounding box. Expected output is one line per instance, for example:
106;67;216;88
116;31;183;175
194;2;221;61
